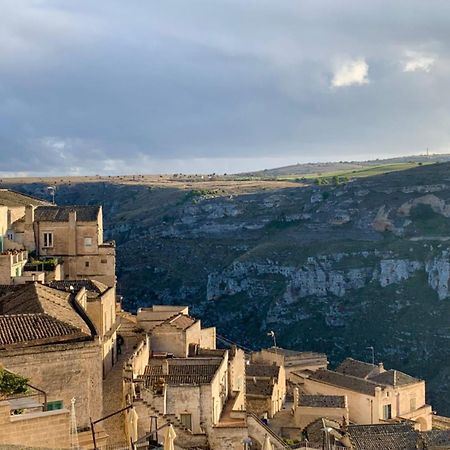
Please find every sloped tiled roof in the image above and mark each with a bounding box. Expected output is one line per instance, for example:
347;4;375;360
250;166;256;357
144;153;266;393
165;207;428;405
48;279;109;298
304;418;342;446
144;359;221;386
196;348;227;357
246;378;274;397
0;189;49;207
0;283;92;347
265;347;326;359
299;394;346;408
246;364;280;379
369;369;420;387
422;429;450;447
308;369;379;395
0;313;89;347
0;283;90;333
336;358;377;379
34;205;100;222
153;313;196;332
346;423;421;450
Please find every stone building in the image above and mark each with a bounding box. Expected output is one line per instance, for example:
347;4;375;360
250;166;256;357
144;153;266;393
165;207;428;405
31;205;116;287
136;305;190;331
138;306;216;357
0;249;28;284
0;189;116;288
49;279;120;376
251;347;328;381
0;189;49;253
292;392;349;430
0;282;103;435
124;305;290;450
301;358;432;431
126;342;249;449
246;363;286;419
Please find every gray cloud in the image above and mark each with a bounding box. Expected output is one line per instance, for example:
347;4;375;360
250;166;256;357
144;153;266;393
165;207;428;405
2;0;450;174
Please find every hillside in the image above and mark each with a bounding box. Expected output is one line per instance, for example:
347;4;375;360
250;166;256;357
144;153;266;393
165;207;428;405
242;153;450;178
6;161;450;414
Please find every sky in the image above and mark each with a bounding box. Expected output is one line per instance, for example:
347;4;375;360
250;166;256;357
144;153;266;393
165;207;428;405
2;0;450;175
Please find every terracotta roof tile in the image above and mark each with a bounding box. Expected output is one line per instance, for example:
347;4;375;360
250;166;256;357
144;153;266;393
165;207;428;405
48;279;109;297
336;358;377;379
34;205;100;222
246;378;274;397
0;313;89;347
369;369;420;386
0;283;91;345
246;364;280;379
0;189;49;207
308;369;379;396
299;394;346;408
347;423;421;450
144;359;221;386
153;314;196;331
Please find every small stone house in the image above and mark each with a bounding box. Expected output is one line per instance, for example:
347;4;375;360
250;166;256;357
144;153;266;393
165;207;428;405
31;205;116;287
293;391;349;429
251;347;328;381
246;363;286;419
302;358;432;431
141;308;216;357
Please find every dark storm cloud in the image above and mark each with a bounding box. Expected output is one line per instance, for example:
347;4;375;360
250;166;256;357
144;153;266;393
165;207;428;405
2;0;450;174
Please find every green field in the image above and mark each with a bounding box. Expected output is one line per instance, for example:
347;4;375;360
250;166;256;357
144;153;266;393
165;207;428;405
274;162;432;182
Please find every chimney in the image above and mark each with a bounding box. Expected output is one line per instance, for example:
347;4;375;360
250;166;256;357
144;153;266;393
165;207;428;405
69;209;77;224
293;387;300;410
378;362;385;374
68;209;77;256
253;377;257;385
25;204;34;225
162;360;169;375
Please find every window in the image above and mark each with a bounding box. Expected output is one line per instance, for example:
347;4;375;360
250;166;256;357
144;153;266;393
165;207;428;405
383;404;392;420
85;261;90;268
180;413;192;430
84;237;93;247
43;232;53;248
47;400;63;411
101;259;107;264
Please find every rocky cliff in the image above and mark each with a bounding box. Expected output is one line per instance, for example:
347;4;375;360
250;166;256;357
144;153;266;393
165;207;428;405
9;161;450;414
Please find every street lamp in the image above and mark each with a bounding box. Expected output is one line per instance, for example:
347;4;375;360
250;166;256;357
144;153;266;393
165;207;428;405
267;331;277;349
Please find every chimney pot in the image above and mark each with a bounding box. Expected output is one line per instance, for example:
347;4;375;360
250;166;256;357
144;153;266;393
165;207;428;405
162;360;169;375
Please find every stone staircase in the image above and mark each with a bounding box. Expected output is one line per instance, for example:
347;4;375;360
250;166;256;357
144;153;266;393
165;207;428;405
247;412;290;450
133;398;208;448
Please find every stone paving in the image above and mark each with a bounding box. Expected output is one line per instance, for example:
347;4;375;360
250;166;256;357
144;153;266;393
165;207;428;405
102;333;141;445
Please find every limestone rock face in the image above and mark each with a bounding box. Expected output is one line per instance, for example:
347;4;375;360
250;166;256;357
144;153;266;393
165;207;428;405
207;252;450;303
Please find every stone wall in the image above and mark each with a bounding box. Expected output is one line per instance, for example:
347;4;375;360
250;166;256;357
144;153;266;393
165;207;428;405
294;405;348;429
247;397;269;418
167;385;203;433
0;401;70;448
200;327;216;349
228;348;246;412
0;339;103;429
208;425;248;450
